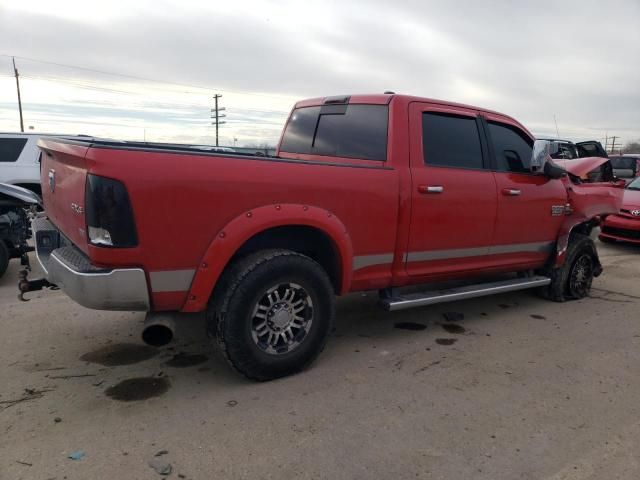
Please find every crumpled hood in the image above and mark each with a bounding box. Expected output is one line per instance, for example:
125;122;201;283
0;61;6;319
554;157;610;179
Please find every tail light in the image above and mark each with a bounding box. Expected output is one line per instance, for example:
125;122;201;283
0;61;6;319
85;174;138;247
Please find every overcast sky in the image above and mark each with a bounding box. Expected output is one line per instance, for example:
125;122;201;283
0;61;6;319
0;0;638;147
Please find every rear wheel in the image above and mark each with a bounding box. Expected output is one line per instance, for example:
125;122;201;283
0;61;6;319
539;234;599;302
0;241;9;278
207;249;335;381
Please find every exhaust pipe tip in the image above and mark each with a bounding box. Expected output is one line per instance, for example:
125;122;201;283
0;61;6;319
142;313;175;347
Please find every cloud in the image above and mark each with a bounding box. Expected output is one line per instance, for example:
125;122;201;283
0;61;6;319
0;0;638;145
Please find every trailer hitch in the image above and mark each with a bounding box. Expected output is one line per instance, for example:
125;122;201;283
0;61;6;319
18;269;58;302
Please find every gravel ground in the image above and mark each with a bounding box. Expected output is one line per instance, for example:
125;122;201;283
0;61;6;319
1;238;640;480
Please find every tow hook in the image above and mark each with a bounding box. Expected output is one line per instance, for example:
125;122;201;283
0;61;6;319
18;269;58;302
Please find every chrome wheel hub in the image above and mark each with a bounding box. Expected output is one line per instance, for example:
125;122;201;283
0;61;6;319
251;283;313;355
569;253;593;297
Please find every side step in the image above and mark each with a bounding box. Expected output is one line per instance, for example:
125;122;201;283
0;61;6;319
380;276;551;312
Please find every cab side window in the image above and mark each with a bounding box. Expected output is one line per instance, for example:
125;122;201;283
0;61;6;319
279;105;388;161
422;112;483;169
488;122;533;174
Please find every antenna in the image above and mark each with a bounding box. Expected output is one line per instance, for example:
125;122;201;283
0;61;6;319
553;114;560;138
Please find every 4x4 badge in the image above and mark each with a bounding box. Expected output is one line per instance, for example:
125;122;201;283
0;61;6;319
48;169;55;193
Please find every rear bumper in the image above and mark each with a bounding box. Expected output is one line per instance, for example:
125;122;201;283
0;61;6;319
33;217;150;311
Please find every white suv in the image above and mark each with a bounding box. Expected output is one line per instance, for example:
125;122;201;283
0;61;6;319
0;133;49;194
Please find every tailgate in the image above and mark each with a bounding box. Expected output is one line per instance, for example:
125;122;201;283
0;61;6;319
38;138;91;254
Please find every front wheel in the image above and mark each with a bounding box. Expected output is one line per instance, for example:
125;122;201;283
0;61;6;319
208;249;335;381
539;234;599;302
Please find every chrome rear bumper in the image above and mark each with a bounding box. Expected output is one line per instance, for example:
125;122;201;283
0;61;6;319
33;217;150;311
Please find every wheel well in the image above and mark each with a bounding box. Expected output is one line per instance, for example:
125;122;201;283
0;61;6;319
569;219;599;241
232;225;342;293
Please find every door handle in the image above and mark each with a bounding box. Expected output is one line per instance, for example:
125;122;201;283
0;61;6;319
501;188;521;196
418;185;444;194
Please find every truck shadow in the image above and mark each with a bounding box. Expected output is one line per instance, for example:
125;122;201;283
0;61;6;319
114;289;550;388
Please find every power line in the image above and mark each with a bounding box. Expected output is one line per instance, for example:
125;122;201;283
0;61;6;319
19;74;292;114
1;54;299;101
21;72;212;97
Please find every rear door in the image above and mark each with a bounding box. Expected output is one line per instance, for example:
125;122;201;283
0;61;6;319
406;102;498;277
484;115;568;267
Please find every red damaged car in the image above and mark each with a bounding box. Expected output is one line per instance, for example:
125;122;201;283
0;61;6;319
8;93;625;380
600;176;640;244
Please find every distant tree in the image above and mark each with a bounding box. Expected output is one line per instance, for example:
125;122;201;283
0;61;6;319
242;142;276;150
622;141;640;154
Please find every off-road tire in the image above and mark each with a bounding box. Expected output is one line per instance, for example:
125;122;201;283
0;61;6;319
539;234;599;302
0;241;9;278
207;249;335;381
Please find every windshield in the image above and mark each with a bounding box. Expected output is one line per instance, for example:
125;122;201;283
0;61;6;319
628;177;640;190
551;143;578;160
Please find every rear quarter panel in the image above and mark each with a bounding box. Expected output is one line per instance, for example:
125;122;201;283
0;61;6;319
85;148;400;310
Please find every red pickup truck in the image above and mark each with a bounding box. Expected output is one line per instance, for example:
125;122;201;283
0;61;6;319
21;93;623;380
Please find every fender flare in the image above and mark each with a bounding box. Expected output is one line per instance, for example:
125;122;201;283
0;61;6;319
554;217;599;267
181;203;353;312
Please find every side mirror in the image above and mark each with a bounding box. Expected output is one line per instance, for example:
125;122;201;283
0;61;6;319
530;140;564;178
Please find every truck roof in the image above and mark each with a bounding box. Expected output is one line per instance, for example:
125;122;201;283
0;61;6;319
294;93;528;135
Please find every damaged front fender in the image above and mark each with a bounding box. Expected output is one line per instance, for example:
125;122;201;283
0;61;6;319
555;178;624;267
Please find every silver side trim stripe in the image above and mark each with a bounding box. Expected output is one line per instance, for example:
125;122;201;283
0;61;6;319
405;241;554;263
353;253;395;270
353;241;554;272
149;269;196;293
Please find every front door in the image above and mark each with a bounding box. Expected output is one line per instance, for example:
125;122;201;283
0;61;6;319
483;114;568;267
406;102;498;278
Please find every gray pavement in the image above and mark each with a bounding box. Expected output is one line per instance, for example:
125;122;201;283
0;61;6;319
1;239;640;479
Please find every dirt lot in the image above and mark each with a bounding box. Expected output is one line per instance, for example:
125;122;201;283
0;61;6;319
1;238;640;480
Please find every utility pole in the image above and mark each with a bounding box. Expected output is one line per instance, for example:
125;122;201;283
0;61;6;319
12;57;24;133
610;136;618;154
211;94;226;147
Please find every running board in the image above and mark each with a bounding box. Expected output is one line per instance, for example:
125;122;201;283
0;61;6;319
380;276;551;312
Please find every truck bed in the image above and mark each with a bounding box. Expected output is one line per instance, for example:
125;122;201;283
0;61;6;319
38;137;400;311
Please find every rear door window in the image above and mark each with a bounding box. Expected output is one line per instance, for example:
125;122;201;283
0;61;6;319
0;138;28;162
576;141;607;158
280;104;388;161
422;113;483;169
278;107;321;154
487;122;532;174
